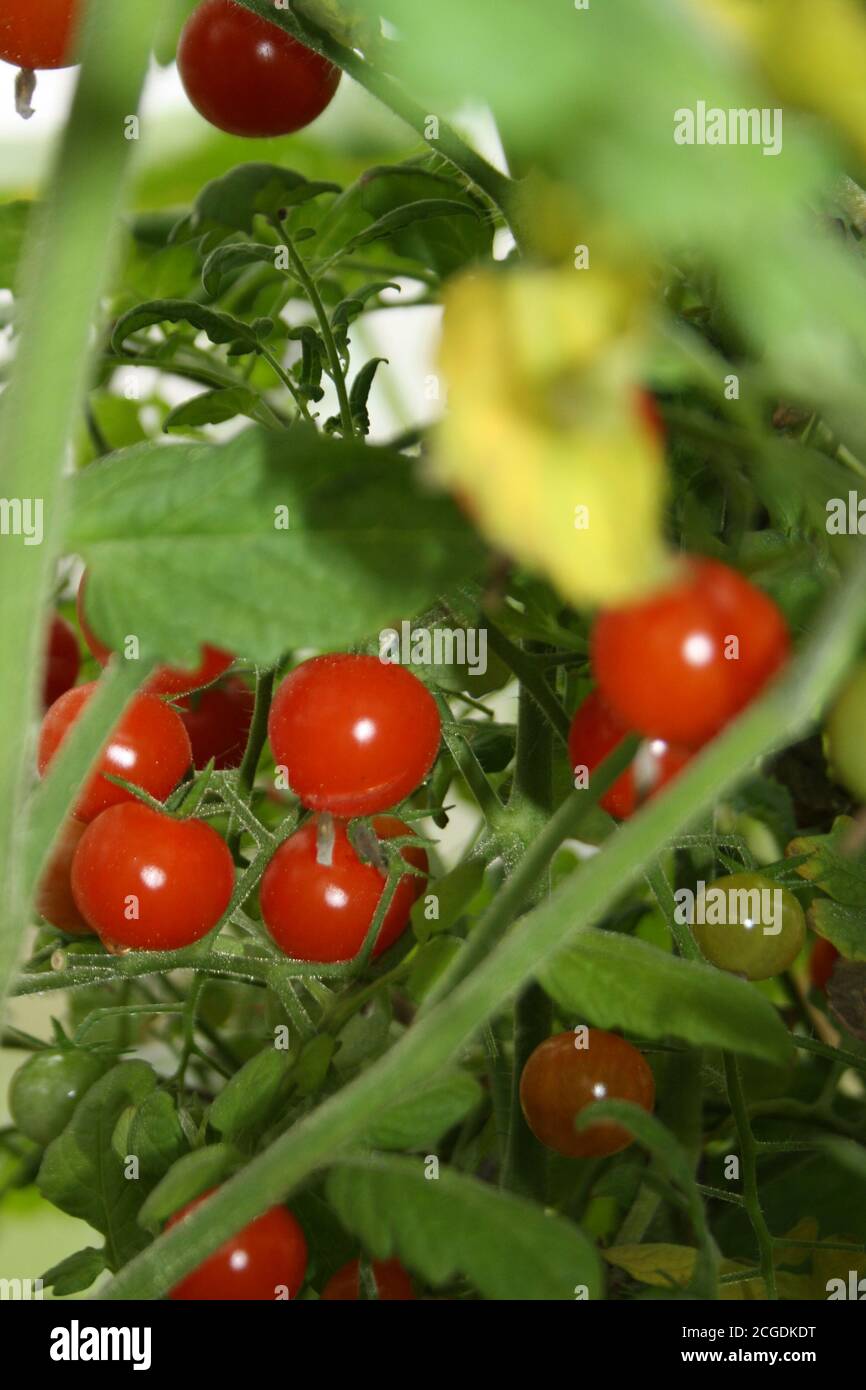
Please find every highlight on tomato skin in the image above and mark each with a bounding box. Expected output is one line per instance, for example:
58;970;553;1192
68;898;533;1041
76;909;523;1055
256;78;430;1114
166;1190;308;1301
37;682;192;823
519;1029;655;1160
567;688;691;819
591;555;791;749
70;802;235;952
267;653;442;818
177;0;341;139
260;814;428;964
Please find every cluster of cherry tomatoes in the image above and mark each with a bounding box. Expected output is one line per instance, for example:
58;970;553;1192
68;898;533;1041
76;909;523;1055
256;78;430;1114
166;1189;414;1301
0;0;341;139
38;581;441;960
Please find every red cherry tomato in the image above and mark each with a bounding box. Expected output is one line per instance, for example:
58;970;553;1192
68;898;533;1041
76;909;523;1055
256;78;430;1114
38;682;192;823
35;818;92;935
268;654;441;816
261;814;427;963
167;1189;308;1301
177;0;341;138
77;572;234;696
179;677;255;770
519;1029;655;1159
321;1258;415;1301
809;937;840;994
567;689;691;819
0;0;83;70
591;556;790;747
43;614;80;710
71;802;234;951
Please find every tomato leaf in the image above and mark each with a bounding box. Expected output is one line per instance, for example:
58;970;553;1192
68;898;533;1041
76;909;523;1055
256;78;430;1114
37;1061;158;1269
163;386;270;431
126;1089;190;1182
65;426;483;666
362;1072;481;1149
176;163;341;238
201;242;283;298
41;1246;107;1297
326;1152;603;1299
137;1143;242;1233
112;299;261;354
537;929;793;1063
209;1047;294;1140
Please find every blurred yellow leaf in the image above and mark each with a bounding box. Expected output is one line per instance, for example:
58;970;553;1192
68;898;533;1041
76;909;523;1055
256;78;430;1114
436;268;671;607
604;1243;696;1287
695;0;866;162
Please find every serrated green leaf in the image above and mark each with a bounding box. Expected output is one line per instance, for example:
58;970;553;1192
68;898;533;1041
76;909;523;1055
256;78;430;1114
201;242;282;298
37;1061;158;1267
210;1046;293;1140
342;199;484;257
808;900;866;960
41;1246;107;1297
349;356;387;435
790;817;866;908
137;1143;241;1233
66;427;483;667
163;386;267;431
538;929;792;1064
363;1072;481;1149
326;1153;603;1300
127;1089;189;1182
112;299;259;354
182;163;341;237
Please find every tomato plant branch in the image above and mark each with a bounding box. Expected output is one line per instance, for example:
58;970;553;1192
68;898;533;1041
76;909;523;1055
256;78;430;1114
274;216;356;438
0;1;163;1018
724;1054;777;1299
99;553;866;1299
235;0;517;228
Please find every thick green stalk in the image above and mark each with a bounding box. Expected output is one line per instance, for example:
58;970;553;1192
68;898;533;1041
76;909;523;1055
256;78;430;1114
100;553;866;1299
724;1054;777;1298
501;655;552;1197
0;1;164;1014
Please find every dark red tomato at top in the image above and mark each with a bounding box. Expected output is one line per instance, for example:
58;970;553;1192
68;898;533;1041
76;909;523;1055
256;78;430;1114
180;677;255;769
260;815;428;964
0;0;84;70
268;654;441;817
43;614;80;710
38;682;192;823
71;802;235;952
77;572;234;696
591;556;790;748
177;0;341;138
167;1190;308;1301
567;688;690;819
321;1258;415;1301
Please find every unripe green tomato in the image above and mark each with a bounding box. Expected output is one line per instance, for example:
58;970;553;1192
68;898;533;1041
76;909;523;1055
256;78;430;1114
825;662;866;801
692;872;805;981
8;1049;108;1147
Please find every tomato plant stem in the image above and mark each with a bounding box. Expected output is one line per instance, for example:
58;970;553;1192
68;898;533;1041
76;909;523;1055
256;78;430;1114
724;1054;777;1299
0;1;162;1014
276;217;356;438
